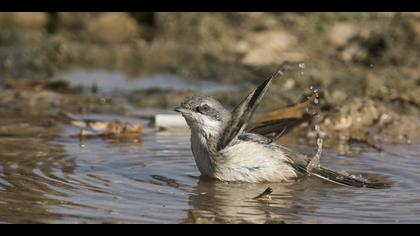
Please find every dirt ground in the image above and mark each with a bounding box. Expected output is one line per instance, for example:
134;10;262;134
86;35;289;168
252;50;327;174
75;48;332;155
0;12;419;146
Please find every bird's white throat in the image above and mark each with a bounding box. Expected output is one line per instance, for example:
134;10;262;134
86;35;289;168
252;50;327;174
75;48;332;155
187;114;224;177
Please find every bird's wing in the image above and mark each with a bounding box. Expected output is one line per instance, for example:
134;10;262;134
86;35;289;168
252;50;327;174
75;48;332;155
216;70;282;151
246;117;309;140
246;91;319;141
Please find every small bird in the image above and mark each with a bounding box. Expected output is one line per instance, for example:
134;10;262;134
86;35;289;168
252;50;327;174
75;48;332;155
175;68;388;188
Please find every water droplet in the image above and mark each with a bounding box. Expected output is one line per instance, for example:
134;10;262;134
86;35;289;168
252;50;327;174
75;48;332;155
307;125;323;172
298;63;306;69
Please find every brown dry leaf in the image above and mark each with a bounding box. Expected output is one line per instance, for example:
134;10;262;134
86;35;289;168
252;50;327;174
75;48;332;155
57;111;143;138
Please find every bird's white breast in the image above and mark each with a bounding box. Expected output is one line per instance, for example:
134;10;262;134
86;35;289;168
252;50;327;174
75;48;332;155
214;141;299;183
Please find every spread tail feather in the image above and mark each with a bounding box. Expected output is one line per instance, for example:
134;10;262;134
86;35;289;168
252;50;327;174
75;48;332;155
309;167;391;189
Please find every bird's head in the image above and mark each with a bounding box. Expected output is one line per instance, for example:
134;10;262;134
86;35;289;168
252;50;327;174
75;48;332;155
175;95;231;139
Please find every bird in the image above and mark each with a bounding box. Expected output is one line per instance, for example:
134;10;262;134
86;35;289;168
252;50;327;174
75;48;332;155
174;67;389;189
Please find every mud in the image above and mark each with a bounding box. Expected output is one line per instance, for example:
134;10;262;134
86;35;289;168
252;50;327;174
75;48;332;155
0;13;419;145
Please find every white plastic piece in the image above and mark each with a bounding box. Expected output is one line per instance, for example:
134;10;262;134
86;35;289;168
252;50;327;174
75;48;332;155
155;114;189;131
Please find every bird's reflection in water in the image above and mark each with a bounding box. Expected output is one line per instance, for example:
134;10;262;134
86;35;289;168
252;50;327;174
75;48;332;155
183;176;338;224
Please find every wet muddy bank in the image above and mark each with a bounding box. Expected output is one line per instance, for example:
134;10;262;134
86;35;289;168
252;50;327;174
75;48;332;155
1;69;419;150
0;13;420;146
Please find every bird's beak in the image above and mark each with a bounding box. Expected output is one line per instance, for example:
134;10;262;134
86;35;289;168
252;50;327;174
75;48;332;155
174;106;187;113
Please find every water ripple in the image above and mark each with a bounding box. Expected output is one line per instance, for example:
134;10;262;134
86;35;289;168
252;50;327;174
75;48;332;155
0;113;420;223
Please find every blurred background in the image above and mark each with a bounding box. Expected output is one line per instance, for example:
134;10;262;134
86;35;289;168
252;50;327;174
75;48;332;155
1;12;419;143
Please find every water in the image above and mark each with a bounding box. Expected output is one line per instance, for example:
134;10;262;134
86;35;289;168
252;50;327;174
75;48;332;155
1;70;420;224
54;69;236;94
0;111;419;224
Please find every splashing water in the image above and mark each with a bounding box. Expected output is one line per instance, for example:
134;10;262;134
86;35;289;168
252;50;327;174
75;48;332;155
298;63;306;76
337;171;371;183
307;125;323;172
277;62;307;76
304;85;320;116
298;63;306;69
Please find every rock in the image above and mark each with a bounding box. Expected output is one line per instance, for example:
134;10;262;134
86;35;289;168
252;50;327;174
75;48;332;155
238;30;307;66
327;22;372;62
339;43;368;62
405;12;420;19
0;12;48;29
411;21;420;39
321;97;420;143
327;23;362;48
323;98;380;132
57;13;92;29
86;13;140;44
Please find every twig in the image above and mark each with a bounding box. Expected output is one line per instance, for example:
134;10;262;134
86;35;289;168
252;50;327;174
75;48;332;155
253;187;273;200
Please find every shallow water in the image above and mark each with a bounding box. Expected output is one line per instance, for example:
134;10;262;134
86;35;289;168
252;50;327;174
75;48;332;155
54;69;236;94
1;71;420;224
0;111;419;224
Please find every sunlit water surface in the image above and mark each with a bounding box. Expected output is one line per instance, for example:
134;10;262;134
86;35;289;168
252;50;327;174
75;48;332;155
0;70;419;223
0;112;419;224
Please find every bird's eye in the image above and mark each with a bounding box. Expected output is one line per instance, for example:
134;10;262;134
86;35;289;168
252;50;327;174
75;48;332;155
196;104;209;113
